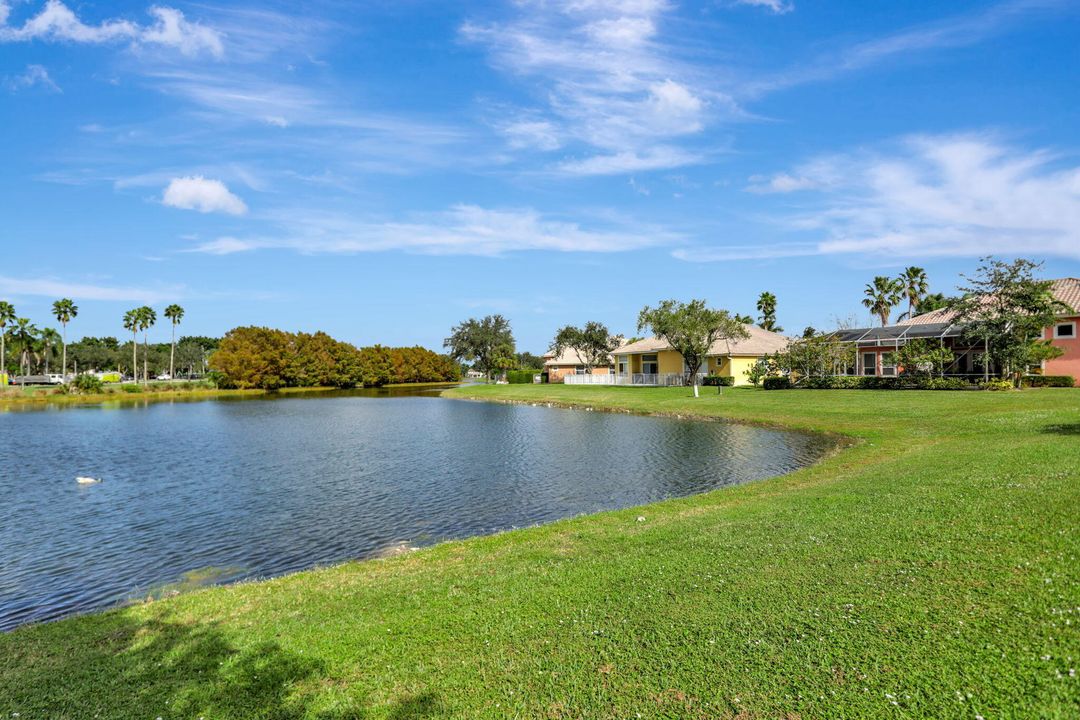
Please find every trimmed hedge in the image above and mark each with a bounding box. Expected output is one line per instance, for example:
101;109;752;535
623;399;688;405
507;369;540;384
1022;375;1075;388
702;375;735;387
763;377;792;390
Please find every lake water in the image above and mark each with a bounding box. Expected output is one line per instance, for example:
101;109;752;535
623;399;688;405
0;388;832;630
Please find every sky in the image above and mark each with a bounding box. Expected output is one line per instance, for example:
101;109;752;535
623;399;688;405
1;0;1079;353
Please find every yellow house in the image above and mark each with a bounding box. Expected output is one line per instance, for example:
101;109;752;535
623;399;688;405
612;325;790;386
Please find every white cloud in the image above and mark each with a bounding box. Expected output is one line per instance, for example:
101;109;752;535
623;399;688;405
3;63;59;92
733;0;794;14
461;0;725;173
0;275;180;302
0;1;224;58
690;133;1080;262
746;172;819;193
559;146;704;175
162;176;248;215
188;204;678;257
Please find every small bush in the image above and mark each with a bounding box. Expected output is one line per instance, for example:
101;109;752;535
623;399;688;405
507;369;540;384
763;377;792;390
1022;374;1075;388
702;375;735;387
70;374;103;395
120;384;143;394
979;380;1014;391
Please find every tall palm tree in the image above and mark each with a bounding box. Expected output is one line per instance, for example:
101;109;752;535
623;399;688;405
39;328;61;375
123;309;139;381
0;301;15;381
163;304;184;380
51;298;78;380
10;318;39;376
755;291;783;333
862;276;904;327
898;266;929;321
136;306;157;385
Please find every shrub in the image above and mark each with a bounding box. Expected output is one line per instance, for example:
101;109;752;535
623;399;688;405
702;375;735;387
922;377;974;391
507;369;539;384
795;376;977;390
979;380;1014;391
763;377;792;390
70;374;103;395
120;384;143;394
1022;374;1075;388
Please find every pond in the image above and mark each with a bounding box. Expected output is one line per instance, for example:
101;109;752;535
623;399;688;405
0;388;833;630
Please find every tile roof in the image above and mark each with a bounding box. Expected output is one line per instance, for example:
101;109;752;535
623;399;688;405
898;278;1080;326
613;324;790;357
542;348;612;366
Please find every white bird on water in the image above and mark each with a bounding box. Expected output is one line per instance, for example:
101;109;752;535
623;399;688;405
75;476;102;485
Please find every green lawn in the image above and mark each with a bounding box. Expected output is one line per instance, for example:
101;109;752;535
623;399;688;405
2;385;1078;718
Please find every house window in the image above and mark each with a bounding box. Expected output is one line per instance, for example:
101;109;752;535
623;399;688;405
881;352;898;377
575;366;586;375
1054;322;1076;339
862;352;877;376
617;356;628;375
642;354;659;375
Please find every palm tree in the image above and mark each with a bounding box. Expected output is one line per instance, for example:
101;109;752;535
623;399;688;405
862;276;904;326
163;304;184;380
0;301;15;381
123;309;139;381
756;291;783;333
897;267;929;321
51;298;78;380
10;318;39;376
136;306;157;385
39;328;61;375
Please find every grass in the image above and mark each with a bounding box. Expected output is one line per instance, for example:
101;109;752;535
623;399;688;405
2;385;1078;718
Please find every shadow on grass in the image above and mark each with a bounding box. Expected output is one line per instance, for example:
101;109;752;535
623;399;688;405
0;612;442;719
1042;423;1080;436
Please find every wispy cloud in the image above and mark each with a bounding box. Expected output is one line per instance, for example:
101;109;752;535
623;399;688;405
162;176;248;215
461;0;731;174
0;1;224;58
189;204;678;257
0;275;182;302
689;133;1080;261
3;63;59;92
746;0;1072;95
731;0;794;14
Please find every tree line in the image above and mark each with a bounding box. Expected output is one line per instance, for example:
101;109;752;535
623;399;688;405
0;298;191;382
209;326;461;390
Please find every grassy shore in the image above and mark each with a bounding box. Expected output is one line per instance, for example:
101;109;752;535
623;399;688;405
2;385;1078;718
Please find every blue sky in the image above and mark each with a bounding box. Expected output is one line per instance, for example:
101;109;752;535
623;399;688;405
2;0;1079;352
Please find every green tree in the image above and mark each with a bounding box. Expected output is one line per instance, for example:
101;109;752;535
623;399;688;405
0;300;14;380
637;299;749;397
443;315;516;381
896;339;954;379
122;309;140;380
515;351;544;370
10;318;39;376
550;321;618;373
897;267;929;321
136;306;157;385
39;328;62;375
950;257;1070;386
915;292;952;316
755;291;783;333
164;304;185;380
51;298;78;379
862;276;904;326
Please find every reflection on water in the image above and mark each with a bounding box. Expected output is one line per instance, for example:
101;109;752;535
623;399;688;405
0;389;833;630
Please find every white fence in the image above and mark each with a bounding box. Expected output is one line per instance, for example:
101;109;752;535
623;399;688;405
563;373;708;387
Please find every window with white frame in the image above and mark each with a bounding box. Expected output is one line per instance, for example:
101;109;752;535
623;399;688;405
575;366;586;374
642;354;659;374
1054;321;1076;339
881;352;898;377
862;352;877;376
618;355;628;375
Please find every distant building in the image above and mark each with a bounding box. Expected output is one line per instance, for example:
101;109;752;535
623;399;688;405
542;348;614;383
